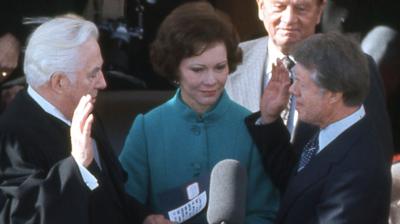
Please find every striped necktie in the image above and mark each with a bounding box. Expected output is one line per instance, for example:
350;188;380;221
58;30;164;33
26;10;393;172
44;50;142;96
281;56;296;135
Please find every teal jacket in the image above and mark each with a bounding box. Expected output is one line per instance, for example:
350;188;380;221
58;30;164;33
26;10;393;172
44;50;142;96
119;90;279;223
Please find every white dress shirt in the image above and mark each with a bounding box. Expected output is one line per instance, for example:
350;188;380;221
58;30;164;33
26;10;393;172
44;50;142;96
263;38;286;88
317;105;366;154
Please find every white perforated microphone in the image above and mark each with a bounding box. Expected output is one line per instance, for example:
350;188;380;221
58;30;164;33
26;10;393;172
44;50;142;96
207;159;247;224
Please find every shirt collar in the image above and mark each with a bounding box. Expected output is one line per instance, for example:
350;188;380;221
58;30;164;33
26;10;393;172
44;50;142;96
318;105;365;153
266;38;286;75
27;86;71;126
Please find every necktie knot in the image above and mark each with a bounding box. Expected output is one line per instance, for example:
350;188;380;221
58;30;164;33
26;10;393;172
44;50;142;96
282;56;295;71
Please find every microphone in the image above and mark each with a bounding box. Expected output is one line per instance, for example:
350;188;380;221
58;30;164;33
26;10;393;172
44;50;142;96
207;159;247;224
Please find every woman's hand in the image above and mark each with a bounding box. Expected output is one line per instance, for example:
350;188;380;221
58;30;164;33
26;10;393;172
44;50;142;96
143;214;174;224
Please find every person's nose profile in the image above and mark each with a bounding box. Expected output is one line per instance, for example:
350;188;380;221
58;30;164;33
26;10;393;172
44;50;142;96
289;81;297;96
97;72;107;89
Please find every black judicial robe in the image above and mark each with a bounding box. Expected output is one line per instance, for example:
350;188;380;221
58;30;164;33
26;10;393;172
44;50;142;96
0;90;148;224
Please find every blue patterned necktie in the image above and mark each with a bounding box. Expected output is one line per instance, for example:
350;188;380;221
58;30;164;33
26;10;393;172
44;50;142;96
298;132;319;172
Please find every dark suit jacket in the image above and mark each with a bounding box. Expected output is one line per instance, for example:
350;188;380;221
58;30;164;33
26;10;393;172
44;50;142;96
246;114;391;224
0;90;148;224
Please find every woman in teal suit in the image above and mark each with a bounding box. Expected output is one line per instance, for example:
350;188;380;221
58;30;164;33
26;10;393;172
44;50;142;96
119;2;279;223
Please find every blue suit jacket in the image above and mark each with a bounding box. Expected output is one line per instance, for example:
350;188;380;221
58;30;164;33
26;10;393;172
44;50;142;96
246;114;391;224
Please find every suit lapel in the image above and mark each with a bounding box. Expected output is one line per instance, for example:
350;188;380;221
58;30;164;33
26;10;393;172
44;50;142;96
292;122;318;154
226;37;268;112
278;118;366;221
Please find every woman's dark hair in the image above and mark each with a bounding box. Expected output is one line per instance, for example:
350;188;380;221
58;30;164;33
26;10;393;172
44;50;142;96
150;1;242;81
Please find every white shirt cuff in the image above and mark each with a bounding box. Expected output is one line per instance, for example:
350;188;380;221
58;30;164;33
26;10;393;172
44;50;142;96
255;117;264;125
75;159;99;190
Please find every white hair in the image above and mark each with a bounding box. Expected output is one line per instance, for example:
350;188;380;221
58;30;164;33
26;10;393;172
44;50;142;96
24;14;99;88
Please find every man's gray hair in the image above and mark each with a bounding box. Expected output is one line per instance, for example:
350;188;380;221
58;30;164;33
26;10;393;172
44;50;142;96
24;14;99;88
292;32;370;106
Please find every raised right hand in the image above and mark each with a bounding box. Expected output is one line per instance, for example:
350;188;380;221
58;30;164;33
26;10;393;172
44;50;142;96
260;59;291;124
70;95;94;167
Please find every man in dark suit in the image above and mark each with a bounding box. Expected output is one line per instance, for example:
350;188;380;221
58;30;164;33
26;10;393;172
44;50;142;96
225;0;393;162
0;15;171;224
246;32;391;223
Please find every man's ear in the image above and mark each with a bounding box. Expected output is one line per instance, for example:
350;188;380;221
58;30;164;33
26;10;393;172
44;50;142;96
256;0;265;21
328;91;342;105
316;0;328;25
49;72;69;94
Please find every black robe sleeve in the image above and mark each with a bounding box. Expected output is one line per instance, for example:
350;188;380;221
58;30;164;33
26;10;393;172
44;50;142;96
0;132;91;224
